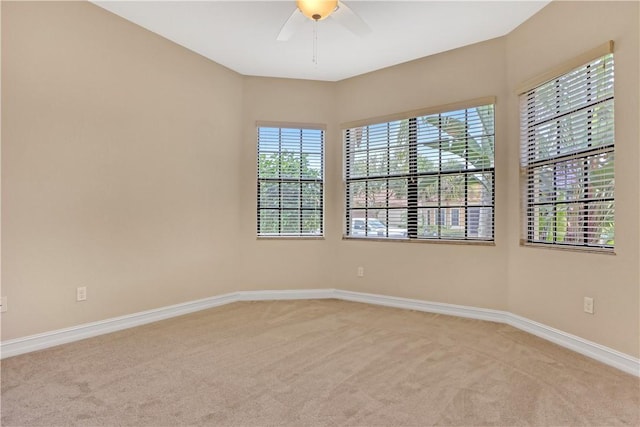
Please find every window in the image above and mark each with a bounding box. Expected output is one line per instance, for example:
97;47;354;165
344;100;495;241
451;208;460;227
520;49;614;250
257;124;323;237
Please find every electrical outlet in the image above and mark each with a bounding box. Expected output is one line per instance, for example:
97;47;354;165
77;286;87;302
1;296;7;313
583;297;594;314
357;266;364;277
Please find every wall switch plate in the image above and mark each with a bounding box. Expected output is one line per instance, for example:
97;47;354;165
77;286;87;302
584;296;594;314
357;266;364;277
1;296;7;313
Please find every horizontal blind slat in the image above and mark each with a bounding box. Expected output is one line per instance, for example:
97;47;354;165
257;126;324;237
345;104;495;241
520;53;614;250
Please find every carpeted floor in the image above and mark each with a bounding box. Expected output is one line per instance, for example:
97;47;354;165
1;299;638;426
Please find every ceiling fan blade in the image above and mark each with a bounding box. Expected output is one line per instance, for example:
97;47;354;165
332;1;371;37
277;8;307;41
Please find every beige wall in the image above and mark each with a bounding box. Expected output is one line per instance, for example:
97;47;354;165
505;1;639;357
334;38;509;310
1;1;244;339
237;77;338;290
2;1;638;358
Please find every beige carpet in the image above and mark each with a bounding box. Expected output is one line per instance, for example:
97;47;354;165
1;299;638;426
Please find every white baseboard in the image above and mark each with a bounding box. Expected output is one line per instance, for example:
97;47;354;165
0;292;239;359
236;289;336;301
2;288;638;377
0;289;333;359
334;289;508;323
336;290;638;377
506;313;640;377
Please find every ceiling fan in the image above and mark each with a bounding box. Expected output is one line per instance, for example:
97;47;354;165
277;0;371;41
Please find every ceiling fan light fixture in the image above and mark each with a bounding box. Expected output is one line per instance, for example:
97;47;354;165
296;0;338;21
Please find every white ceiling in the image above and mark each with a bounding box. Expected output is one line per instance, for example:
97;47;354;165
93;1;551;82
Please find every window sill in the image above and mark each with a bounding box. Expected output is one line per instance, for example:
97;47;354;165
520;242;615;255
342;236;495;246
257;236;325;241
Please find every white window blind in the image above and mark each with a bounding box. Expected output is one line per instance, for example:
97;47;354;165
344;103;495;241
257;125;323;237
520;53;614;250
